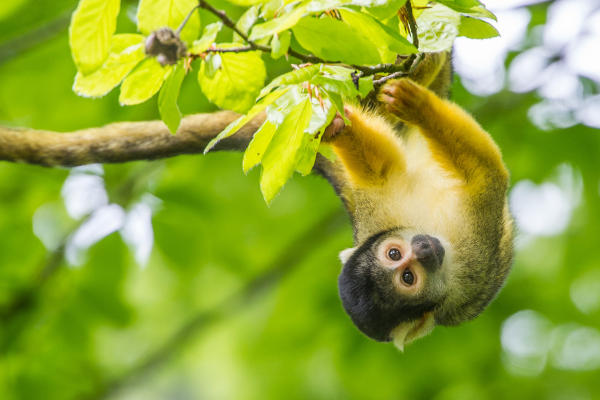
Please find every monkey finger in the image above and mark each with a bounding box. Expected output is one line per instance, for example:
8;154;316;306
323;113;346;142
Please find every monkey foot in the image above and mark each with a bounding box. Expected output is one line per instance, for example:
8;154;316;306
378;78;428;124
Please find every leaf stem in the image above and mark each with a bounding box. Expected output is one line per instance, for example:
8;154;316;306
176;4;200;35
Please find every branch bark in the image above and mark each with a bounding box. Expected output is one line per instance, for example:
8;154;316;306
0;111;264;167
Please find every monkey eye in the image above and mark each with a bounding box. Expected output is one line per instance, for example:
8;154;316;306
401;269;415;285
388;248;402;261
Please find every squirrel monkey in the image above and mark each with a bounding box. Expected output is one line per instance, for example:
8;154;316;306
320;53;513;349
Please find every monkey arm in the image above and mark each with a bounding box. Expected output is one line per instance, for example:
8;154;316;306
324;107;406;187
379;79;509;189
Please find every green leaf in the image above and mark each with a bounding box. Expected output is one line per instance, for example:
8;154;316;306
137;0;201;44
243;120;278;173
69;0;120;75
338;9;416;62
74;34;145;97
295;131;322;175
306;94;335;135
311;66;360;99
306;0;352;12
358;76;374;98
271;30;291;59
458;16;499;39
292;16;381;64
198;44;266;113
204;88;288;153
203;53;222;78
265;85;307;124
189;22;223;53
226;0;264;5
324;89;347;122
261;0;283;19
234;5;260;43
260;97;312;203
119;58;170;105
260;64;321;97
416;3;461;52
366;0;407;20
158;64;185;134
436;0;496;20
318;142;337;162
249;2;308;41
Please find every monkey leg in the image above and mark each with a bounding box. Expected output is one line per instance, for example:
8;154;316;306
378;78;508;189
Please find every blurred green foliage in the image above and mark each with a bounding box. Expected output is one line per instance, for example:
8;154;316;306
1;1;600;400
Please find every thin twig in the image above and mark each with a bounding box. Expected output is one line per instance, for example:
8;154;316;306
85;208;348;400
176;4;200;35
197;0;328;64
204;46;254;53
198;0;269;52
404;0;420;51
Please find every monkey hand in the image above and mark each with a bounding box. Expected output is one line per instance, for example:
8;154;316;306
378;78;430;125
322;112;346;142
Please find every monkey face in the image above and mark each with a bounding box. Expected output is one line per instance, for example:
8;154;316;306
338;229;447;348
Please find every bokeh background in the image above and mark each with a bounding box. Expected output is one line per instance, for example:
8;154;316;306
1;0;600;399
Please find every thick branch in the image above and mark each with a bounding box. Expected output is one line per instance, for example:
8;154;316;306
0;111;264;167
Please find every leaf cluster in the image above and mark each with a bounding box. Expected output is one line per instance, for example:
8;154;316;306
69;0;498;202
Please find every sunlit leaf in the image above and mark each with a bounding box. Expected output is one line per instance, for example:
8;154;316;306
261;0;284;19
318;142;337;162
119;58;170;105
292;16;382;64
189;22;223;53
366;0;407;20
271;30;291;59
260;64;320;97
416;3;461;52
243;120;278;173
249;2;308;41
158;64;185;134
234;5;260;43
260;97;312;203
225;0;264;5
204;88;288;153
137;0;201;44
338;8;416;62
436;0;496;20
306;94;335;135
69;0;120;75
198;44;266;113
74;34;145;97
458;16;499;39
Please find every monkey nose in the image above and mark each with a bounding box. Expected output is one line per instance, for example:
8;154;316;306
411;235;445;271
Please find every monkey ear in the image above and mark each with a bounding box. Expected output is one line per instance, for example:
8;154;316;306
391;312;436;352
338;247;356;264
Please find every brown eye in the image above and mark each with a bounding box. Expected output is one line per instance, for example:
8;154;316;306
401;269;415;285
388;248;402;261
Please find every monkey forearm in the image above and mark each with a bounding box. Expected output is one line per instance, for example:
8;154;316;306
0;111;263;167
327;107;405;186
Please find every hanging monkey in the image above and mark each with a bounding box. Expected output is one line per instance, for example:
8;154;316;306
316;52;513;349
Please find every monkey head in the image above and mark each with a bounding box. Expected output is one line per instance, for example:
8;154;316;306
338;226;512;350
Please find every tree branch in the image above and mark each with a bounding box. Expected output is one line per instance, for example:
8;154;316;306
0;111;264;167
86;208;348;400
